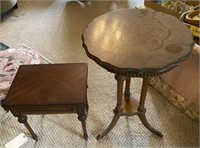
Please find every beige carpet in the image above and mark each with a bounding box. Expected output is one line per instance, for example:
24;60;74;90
0;0;199;147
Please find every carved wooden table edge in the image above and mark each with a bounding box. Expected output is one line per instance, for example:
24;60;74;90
82;37;194;78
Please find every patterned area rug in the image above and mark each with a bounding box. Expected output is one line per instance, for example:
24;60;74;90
0;42;51;102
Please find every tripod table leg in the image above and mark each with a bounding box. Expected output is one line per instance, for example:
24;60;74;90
137;78;163;137
97;74;126;140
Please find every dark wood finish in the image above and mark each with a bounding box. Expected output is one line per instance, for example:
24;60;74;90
82;8;193;139
161;51;199;107
82;8;193;78
124;77;131;98
138;78;162;136
2;63;88;140
18;114;38;141
144;1;199;109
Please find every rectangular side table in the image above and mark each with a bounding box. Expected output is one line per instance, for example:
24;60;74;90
2;63;89;140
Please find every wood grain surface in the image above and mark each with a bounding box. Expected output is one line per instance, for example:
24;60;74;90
82;8;194;76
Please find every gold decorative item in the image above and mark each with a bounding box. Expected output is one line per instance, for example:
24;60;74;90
161;0;194;13
185;10;200;25
180;5;200;38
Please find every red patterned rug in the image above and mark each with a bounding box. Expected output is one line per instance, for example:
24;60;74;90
0;43;51;101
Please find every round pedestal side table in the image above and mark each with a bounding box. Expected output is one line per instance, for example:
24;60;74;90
82;8;194;139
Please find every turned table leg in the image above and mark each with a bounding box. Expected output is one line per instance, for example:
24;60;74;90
137;78;163;137
77;108;88;140
18;115;38;141
97;74;126;140
124;76;131;99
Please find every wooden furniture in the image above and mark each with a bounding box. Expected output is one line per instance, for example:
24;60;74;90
144;0;199;18
162;46;199;107
149;44;199;121
2;63;89;140
82;8;194;139
144;1;199;121
144;0;199;44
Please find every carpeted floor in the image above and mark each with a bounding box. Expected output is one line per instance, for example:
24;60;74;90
0;0;199;147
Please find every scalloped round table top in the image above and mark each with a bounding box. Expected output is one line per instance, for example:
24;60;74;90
82;8;194;75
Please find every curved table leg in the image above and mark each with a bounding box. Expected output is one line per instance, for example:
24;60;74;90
138;113;163;137
97;74;126;140
138;78;163;137
97;112;120;140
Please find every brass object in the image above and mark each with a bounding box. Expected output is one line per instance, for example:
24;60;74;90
161;0;194;14
185;10;200;26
